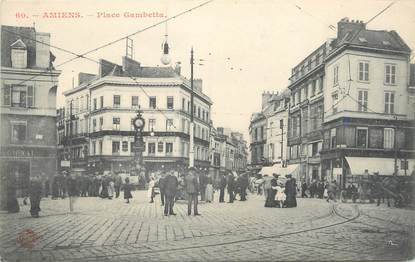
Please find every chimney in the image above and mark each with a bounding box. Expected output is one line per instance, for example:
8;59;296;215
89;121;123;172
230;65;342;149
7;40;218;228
337;17;366;40
261;91;272;110
174;62;181;75
35;32;50;68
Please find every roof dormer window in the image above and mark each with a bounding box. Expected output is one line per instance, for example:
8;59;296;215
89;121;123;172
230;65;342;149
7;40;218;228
382;40;391;46
10;39;27;69
358;37;368;43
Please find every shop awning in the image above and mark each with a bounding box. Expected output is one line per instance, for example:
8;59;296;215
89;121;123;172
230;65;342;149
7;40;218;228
276;164;300;177
258;166;277;176
259;164;300;177
346;157;415;176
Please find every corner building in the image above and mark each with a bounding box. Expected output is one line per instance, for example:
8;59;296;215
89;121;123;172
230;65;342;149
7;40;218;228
60;57;212;175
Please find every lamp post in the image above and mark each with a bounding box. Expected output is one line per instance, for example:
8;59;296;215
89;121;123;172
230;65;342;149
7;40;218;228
132;108;146;175
189;47;195;168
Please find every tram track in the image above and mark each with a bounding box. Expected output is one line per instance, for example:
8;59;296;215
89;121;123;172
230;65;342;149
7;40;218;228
42;203;362;261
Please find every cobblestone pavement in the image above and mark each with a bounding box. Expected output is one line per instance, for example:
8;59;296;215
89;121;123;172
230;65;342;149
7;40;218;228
0;191;414;261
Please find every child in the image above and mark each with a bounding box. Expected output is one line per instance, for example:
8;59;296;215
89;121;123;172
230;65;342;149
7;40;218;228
123;177;133;204
276;186;286;208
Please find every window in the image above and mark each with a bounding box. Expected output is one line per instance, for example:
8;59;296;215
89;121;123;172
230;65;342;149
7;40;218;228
93;98;97;110
358;61;369;81
149;97;157;109
99;140;103;154
332;93;339;114
7;85;34;108
100;96;104;108
206;112;209;122
356;128;368;148
158;142;164;152
132;96;139;107
166;119;174;131
112;117;120;130
92;118;97;132
112;141;120;154
99;117;104;130
148;143;156;154
358;90;368;112
330;128;336;148
122;141;128;152
11;48;27;68
384;128;394;149
369;128;383;149
11;122;26;143
384;92;395;114
113;95;120;108
311;80;316;97
167;96;174;109
182;98;185;110
92;141;96;155
148;119;156;131
316;53;320;65
333;65;339;85
198;107;201;118
385;64;396;85
202;128;205;140
166;143;173;154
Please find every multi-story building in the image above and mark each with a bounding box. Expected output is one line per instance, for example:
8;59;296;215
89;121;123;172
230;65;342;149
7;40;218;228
230;131;248;172
59;56;212;176
0;26;61;206
263;90;290;166
286;40;331;183
248;93;269;173
321;18;415;186
209;127;248;180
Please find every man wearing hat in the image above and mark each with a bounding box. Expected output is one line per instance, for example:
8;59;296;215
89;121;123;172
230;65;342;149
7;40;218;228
184;167;201;216
285;174;297;208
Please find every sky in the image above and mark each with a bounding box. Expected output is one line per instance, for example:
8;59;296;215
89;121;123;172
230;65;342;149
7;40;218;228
2;0;415;141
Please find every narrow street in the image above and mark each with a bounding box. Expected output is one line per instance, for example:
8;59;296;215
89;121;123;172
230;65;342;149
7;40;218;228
1;192;414;261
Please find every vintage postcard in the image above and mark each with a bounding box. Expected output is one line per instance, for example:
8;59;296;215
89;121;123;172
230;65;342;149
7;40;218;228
0;0;414;261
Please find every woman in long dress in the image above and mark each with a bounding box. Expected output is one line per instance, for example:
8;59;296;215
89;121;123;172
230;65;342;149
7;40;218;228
205;176;214;203
147;176;155;203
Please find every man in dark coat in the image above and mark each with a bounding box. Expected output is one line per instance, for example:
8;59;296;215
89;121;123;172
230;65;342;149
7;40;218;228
285;175;297;208
29;175;43;217
199;172;207;201
219;173;227;203
158;173;166;206
6;171;19;213
51;175;60;199
164;171;178;216
239;173;249;201
227;172;235;203
301;182;308;198
114;173;123;198
184;167;200;216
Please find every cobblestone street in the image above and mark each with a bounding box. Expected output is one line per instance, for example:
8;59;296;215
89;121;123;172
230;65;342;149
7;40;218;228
0;191;414;261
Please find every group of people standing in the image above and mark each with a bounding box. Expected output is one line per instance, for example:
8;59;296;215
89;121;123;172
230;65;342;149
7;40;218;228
301;180;339;202
264;174;297;208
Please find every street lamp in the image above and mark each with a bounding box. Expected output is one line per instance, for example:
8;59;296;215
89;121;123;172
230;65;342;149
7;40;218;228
132;108;145;175
189;47;195;168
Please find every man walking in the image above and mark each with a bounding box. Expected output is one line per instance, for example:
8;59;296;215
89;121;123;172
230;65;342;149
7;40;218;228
114;173;122;198
239;173;249;201
164;171;178;216
219;173;227;203
227;172;235;203
29;175;43;218
184;167;201;216
158;173;166;206
199;172;207;201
